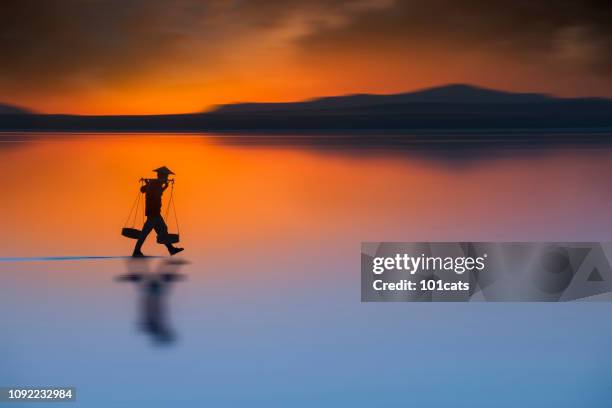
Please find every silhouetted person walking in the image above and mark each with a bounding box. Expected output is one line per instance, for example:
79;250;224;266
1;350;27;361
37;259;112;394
133;166;184;257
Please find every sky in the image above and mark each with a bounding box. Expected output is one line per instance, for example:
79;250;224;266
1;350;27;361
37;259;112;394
2;0;612;114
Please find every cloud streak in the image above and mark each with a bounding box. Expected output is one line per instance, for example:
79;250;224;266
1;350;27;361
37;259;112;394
297;0;612;71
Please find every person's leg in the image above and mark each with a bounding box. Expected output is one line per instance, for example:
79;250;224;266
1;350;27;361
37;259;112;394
153;216;184;255
133;217;155;256
152;216;169;245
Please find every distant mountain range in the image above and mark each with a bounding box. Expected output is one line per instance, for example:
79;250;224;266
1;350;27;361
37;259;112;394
212;84;556;114
2;84;612;132
0;103;31;115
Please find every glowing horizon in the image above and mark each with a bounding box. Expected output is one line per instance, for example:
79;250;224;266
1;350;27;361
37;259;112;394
3;1;612;115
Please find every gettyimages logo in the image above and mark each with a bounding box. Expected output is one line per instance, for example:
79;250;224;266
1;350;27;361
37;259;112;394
361;242;612;302
372;253;488;275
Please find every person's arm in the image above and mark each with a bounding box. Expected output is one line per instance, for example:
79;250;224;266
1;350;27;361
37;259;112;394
140;181;148;193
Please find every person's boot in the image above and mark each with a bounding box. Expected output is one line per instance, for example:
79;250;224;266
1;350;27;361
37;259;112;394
168;246;184;256
132;249;145;258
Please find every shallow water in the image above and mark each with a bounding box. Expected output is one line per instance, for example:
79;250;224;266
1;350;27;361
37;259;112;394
2;133;612;407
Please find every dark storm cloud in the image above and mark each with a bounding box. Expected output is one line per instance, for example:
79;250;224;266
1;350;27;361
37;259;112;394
0;0;611;92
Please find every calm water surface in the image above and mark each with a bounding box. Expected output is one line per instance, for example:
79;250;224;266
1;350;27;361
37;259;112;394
1;133;612;407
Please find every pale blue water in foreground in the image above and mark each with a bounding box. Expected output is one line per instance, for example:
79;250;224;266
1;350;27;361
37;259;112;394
2;133;612;407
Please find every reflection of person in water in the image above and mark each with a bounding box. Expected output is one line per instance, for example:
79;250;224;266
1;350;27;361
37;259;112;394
133;166;184;258
117;259;186;345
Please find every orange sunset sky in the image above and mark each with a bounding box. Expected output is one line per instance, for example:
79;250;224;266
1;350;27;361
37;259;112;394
2;0;612;115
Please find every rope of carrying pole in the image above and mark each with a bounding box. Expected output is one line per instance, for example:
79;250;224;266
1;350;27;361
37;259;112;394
124;187;142;228
165;181;180;234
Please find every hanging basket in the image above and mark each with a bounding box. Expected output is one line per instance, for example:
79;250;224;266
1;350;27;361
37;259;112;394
122;181;145;240
157;233;180;244
159;181;180;245
122;227;142;239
